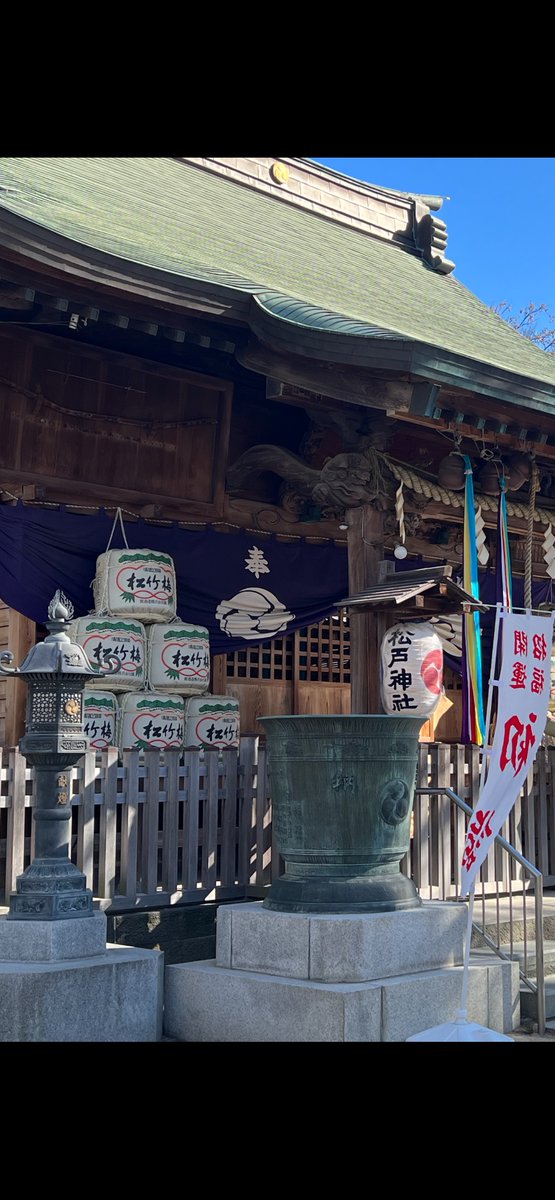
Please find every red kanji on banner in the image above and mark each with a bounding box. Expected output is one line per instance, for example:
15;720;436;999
514;631;528;655
533;633;548;661
531;668;545;695
499;712;537;776
461;808;495;872
510;663;527;689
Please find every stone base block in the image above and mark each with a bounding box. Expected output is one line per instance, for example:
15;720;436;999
0;912;108;961
0;946;164;1041
164;954;519;1042
215;901;467;982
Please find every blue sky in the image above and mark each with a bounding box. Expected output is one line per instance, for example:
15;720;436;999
311;158;555;328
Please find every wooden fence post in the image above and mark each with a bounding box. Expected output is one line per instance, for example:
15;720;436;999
119;750;139;899
97;747;119;900
77;750;96;890
5;747;26;898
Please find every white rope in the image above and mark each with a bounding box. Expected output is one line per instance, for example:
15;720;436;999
384;456;551;528
395;482;406;544
105;506;130;551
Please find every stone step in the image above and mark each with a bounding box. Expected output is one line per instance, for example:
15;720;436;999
520;980;555;1022
498;939;555;978
472;915;555;949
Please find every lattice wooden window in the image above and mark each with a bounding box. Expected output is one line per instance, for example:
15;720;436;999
225;612;351;684
226;634;294;681
296;613;350;683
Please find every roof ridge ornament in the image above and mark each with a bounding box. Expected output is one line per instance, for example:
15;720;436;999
413;200;456;274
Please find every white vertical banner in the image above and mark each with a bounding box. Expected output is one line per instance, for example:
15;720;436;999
460;608;555;896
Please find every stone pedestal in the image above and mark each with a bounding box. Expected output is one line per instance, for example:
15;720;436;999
164;901;520;1042
0;912;163;1042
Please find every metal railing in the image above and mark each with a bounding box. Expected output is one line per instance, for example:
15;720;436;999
414;786;545;1035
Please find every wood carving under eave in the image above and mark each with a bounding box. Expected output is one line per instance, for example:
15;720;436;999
226;443;394;511
223;496;345;541
235;341;412;413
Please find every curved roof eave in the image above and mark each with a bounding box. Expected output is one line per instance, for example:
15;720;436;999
0;206;252;320
2;155;555;398
1;201;555;414
248;294;555;413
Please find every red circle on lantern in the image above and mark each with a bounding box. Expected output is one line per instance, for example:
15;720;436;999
421;649;443;695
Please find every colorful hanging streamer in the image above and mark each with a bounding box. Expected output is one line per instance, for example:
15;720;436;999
461;455;486;745
495;476;513;610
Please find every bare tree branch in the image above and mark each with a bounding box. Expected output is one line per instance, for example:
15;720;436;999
493;301;555;353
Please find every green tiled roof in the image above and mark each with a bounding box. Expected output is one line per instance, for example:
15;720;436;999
1;156;554;389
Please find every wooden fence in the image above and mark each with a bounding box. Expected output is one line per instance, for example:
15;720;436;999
0;739;273;910
413;741;555;895
1;739;555;909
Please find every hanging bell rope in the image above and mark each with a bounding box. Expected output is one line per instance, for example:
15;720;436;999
524;462;539;609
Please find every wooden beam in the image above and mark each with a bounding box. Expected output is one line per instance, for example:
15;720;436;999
347;505;384;713
0;466;222;515
37;294;69;312
102;312;130;329
211;655;227;695
185;331;211;348
4;608;35;747
397;410;555;459
236;341;413;413
0;283;35;310
162;327;186;342
407;498;555;539
130;319;158;337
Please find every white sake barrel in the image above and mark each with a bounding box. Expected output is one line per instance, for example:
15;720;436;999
68;617;146;691
380;621;443;716
183;696;240;749
83;690;118;750
147;622;210;694
93;548;177;623
118;692;184;751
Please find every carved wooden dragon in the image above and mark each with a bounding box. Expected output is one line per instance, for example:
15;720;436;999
226;444;393;511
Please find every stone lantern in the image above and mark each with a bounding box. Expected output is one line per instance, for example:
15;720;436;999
0;590;120;920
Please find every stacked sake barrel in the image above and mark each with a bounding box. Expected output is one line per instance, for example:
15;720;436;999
74;614;148;751
83;690;118;751
73;545;239;751
182;695;240;750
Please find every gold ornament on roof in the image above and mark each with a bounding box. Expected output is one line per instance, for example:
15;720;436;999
270;162;289;185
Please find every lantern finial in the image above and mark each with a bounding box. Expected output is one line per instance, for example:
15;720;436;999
48;590;74;623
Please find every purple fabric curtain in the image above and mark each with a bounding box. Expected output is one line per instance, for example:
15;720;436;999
0;502;349;655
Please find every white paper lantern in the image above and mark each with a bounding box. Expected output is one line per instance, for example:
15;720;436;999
118;692;184;751
83;691;118;750
68;617;146;691
147;622;210;694
183;696;240;749
93;549;177;623
380;621;443;716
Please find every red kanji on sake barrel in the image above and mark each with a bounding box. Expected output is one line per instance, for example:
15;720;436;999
93;549;177;623
146;622;210;695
